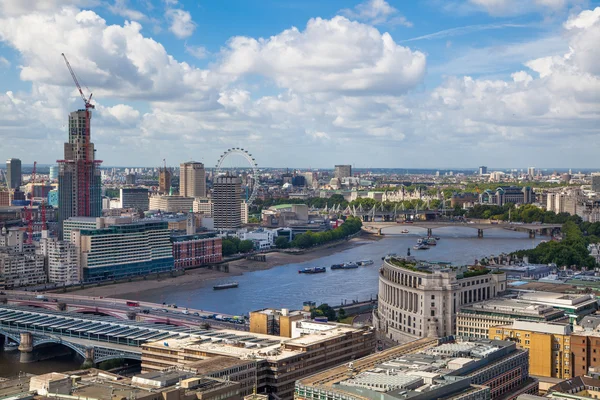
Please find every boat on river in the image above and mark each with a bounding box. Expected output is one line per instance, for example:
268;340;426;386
331;263;359;270
357;259;374;266
299;267;327;274
213;282;239;290
3;341;18;351
413;243;430;250
401;229;409;234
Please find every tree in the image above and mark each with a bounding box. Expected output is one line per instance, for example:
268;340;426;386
238;240;254;253
337;308;347;321
311;303;337;321
221;239;238;256
275;236;290;249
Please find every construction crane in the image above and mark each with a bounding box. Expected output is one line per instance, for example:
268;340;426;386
25;162;37;244
61;53;96;216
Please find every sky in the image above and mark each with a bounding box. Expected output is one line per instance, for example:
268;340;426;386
0;0;599;169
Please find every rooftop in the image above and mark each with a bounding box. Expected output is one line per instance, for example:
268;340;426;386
460;298;563;317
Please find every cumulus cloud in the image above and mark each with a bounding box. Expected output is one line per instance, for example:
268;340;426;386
107;0;147;21
166;8;196;38
185;44;209;59
0;0;99;17
0;57;10;68
218;16;426;95
340;0;412;27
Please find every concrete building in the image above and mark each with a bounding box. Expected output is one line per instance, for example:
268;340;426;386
261;204;309;228
528;167;536;179
39;237;80;285
72;219;174;281
490;320;573;379
250;308;306;337
158;166;172;194
5;158;21;189
125;173;136;185
513;292;598;323
142;323;375;400
29;372;72;396
62;216;103;242
0;190;9;207
456;298;566;339
238;228;276;249
296;338;537;400
479;166;487;176
57;110;102;239
241;201;249;224
334;165;352;179
374;257;507;343
0;245;46;288
120;187;149;211
480;186;535;206
171;233;222;269
180;161;206;198
451;192;479;208
149;195;194;213
49;165;59;180
213;175;242;230
193;197;213;216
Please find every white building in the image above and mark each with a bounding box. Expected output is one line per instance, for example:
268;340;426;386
39;238;80;285
374;257;507;343
238;228;276;250
149;195;194;213
193;197;213;217
241;201;249;224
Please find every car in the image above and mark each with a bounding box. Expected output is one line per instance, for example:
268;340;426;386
161;309;168;313
193;312;200;317
151;308;158;311
181;310;189;315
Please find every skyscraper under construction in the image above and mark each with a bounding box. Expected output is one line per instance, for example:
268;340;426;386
57;110;102;238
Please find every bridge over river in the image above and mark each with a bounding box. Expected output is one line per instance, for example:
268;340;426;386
362;220;562;238
0;304;214;364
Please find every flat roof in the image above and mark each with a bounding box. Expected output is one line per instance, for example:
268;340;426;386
184;356;252;374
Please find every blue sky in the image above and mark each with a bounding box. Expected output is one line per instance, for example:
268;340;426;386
0;0;599;168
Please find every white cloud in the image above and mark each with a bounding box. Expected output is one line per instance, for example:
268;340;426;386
218;16;426;95
107;0;147;21
0;0;99;17
340;0;412;27
185;44;208;59
467;0;584;16
0;57;10;68
166;8;196;39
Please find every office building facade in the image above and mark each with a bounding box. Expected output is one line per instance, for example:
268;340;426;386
39;238;80;285
0;247;46;288
479;166;487;175
149;195;194;213
6;158;22;189
334;164;352;179
57;110;102;239
592;174;600;193
479;186;535;206
120;188;149;211
72;220;174;281
213;175;242;229
171;233;222;269
180;162;206;198
374;257;507;343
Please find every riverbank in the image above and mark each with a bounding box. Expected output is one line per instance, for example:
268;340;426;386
71;234;379;299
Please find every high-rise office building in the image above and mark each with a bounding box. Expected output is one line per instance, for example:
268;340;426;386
213;175;242;229
120;188;149;211
528;166;536;178
6;158;22;189
49;165;58;181
479;166;487;175
180;161;206;198
592;174;600;193
57;110;102;239
334;164;352;179
158;167;171;194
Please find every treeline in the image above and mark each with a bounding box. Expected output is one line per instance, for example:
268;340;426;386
512;220;600;269
466;204;574;223
276;216;363;249
221;237;254;256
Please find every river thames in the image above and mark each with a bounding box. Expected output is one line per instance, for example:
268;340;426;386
134;226;541;315
0;226;541;377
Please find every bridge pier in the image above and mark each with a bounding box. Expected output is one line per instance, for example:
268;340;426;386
426;228;432;237
529;230;536;239
18;332;34;363
82;348;95;369
477;229;484;239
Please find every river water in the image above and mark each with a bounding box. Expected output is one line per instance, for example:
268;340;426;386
0;226;540;377
134;226;541;315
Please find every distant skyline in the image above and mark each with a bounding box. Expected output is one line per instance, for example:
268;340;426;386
0;0;599;167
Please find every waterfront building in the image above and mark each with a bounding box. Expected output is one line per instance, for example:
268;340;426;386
213;175;242;230
374;257;507;343
62;216;103;243
193;197;213;216
39;237;80;285
479;186;535;206
149;195;194;213
0;245;46;288
120;187;149;211
450;192;479;208
171;232;222;269
6;158;21;189
238;228;276;249
141;323;375;400
334;165;352;179
261;204;309;228
57;110;102;239
180;161;206;198
71;219;174;281
457;298;567;339
295;338;537;400
490;320;573;379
